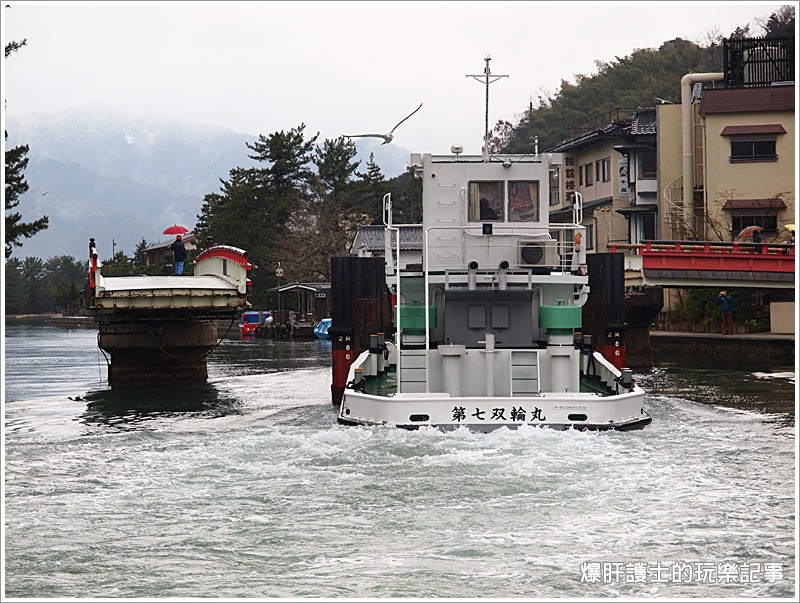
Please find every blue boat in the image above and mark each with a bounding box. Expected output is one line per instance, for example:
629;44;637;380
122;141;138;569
313;318;332;340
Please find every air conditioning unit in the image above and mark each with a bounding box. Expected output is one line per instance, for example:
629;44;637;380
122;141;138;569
518;240;559;269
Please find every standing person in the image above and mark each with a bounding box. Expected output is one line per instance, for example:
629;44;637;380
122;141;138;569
170;235;187;275
717;290;733;335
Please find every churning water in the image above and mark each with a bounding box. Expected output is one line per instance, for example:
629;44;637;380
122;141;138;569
3;324;796;599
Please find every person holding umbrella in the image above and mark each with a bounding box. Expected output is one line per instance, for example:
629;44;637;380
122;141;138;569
170;235;187;275
164;225;189;275
736;224;765;242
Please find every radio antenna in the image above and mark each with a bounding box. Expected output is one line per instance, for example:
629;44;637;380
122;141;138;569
466;54;508;161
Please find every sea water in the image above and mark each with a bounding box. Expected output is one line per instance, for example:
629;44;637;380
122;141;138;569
3;324;796;599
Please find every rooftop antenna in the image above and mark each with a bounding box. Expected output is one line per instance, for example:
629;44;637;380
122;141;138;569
467;54;508;161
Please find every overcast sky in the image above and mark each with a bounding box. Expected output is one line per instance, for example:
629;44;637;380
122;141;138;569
2;1;788;155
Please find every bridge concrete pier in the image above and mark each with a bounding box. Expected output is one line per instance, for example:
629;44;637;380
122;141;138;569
98;320;218;387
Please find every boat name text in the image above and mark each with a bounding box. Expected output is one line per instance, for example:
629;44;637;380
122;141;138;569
452;405;546;422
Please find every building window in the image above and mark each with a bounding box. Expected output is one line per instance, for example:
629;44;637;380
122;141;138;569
468;181;504;221
729;136;777;162
638;150;657;179
509;181;540;222
642;213;656;241
598;158;611;182
583;164;593;186
731;214;778;238
549;170;560;207
585;223;594;250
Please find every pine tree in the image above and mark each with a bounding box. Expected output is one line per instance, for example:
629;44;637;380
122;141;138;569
5;143;49;258
5;40;49;258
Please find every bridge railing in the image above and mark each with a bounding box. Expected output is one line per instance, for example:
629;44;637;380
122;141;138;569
609;240;794;258
608;240;795;289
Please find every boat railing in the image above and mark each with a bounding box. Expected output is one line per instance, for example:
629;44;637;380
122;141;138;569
420;224;587;275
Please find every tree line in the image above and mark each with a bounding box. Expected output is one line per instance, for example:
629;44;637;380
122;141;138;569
5;6;793;315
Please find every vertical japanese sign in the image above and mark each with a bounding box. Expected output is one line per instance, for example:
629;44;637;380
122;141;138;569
618;158;629;197
564;156;576;198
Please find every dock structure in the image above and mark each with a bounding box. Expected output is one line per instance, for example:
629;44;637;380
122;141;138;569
87;239;251;386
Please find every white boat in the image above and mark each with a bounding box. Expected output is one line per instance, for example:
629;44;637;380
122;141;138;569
335;147;650;432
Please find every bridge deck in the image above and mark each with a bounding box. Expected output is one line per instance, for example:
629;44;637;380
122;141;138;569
611;241;796;289
88;243;252;313
93;275;246;310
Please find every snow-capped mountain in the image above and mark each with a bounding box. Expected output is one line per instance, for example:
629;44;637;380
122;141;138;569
5;110;410;261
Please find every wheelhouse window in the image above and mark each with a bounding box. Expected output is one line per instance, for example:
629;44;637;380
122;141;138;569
468;181;504;221
729;136;777;162
509;180;540;222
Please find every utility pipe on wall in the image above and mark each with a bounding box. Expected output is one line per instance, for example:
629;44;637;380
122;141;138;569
680;72;723;237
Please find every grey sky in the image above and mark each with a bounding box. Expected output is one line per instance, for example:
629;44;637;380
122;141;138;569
3;1;786;154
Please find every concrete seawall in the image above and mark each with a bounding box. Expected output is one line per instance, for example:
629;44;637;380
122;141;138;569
650;330;795;370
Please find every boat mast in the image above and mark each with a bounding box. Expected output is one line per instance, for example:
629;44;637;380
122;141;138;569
466;54;508;161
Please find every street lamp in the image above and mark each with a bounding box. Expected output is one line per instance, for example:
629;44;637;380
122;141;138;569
276;262;284;311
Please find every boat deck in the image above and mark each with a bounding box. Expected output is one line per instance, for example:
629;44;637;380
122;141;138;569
359;363;616;398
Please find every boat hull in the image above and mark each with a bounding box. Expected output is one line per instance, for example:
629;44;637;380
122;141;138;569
338;388;650;432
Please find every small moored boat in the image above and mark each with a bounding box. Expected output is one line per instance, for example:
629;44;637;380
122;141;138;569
239;310;272;336
314;318;332;340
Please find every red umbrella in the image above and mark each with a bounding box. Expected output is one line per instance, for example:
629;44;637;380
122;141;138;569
163;225;189;235
735;225;764;241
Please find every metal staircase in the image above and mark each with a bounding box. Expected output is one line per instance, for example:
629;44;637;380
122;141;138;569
663;175;690;240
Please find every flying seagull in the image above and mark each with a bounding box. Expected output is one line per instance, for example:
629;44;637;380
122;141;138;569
344;102;423;145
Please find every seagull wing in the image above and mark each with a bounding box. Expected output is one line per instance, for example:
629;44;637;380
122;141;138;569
344;133;392;144
388;102;423;134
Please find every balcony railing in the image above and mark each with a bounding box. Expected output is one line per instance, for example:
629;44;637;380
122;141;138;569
723;36;795;88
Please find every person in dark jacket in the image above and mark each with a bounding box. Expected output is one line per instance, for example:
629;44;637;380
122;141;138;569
170;235;187;275
717;290;733;335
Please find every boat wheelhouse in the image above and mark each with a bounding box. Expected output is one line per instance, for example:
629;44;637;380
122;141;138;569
335;150;650;431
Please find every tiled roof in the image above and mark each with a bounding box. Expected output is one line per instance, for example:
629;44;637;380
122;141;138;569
266;282;331;293
722;198;787;210
631;107;657;135
355;225;423;252
720;124;787;135
547;121;631;152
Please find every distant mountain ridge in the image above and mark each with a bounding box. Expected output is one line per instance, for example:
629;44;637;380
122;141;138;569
6;110;411;261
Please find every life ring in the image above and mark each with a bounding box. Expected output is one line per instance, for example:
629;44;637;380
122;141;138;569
574;232;582;248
